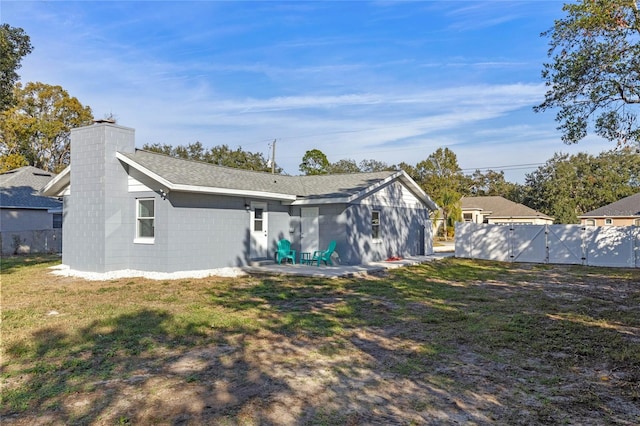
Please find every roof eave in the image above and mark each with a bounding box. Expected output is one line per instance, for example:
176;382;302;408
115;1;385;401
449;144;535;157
116;152;296;201
41;166;70;197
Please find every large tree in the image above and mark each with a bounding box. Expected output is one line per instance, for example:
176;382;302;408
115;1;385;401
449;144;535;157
299;149;331;175
469;169;525;202
524;148;640;223
0;24;33;112
0;82;94;172
414;147;467;202
535;0;640;147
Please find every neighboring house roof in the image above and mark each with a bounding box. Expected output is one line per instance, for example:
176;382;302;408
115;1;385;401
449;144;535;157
44;150;438;210
461;196;553;221
578;192;640;218
0;166;62;210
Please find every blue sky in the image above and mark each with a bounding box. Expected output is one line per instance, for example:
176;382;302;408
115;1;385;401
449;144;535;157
2;0;614;182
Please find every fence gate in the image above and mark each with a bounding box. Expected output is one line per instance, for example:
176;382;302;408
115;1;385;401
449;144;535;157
547;225;585;265
510;225;547;263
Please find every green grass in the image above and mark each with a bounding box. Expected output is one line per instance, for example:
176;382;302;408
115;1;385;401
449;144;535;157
2;256;639;424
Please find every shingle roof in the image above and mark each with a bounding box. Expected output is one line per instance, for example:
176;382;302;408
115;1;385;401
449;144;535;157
119;150;428;204
579;192;640;217
461;196;553;220
0;166;62;209
43;149;437;209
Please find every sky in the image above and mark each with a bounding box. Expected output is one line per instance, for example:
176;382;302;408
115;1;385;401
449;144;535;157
2;0;616;182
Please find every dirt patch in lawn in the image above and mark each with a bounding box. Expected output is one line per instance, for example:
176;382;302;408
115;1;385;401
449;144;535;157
2;257;639;424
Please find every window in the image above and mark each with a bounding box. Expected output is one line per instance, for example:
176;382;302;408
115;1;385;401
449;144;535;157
604;218;613;226
53;213;62;229
136;198;155;242
635;219;640;226
372;210;380;239
463;213;473;222
254;208;264;232
585;219;595;226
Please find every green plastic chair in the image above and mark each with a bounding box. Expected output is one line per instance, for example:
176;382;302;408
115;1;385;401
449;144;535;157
312;240;336;266
276;239;296;265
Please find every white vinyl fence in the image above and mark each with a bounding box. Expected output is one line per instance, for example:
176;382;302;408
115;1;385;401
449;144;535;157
455;223;640;268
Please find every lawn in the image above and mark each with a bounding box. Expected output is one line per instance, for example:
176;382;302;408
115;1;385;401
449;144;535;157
1;255;639;425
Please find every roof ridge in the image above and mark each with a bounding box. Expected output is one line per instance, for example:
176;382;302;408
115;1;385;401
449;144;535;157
134;149;298;178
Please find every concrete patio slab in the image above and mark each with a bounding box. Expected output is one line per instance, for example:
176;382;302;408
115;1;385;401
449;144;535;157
242;253;453;279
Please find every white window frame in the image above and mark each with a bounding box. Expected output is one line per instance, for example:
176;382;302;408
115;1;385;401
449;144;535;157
635;218;640;226
604;218;613;226
135;198;155;244
372;210;381;242
585;219;595;226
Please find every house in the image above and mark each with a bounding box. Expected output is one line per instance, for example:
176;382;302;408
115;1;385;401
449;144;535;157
461;196;554;225
0;166;62;254
42;121;437;275
578;192;640;226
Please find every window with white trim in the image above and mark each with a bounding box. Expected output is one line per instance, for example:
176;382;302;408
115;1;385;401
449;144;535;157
585;219;595;226
372;210;381;240
635;218;640;226
604;218;613;226
136;198;155;242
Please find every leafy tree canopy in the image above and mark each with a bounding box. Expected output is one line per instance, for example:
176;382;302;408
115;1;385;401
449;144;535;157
536;0;640;148
299;149;331;175
0;24;33;112
523;148;640;223
469;169;525;202
413;147;468;203
0;82;94;173
142;142;280;173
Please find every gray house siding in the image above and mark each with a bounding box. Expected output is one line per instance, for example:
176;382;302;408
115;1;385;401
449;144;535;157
63;124;135;273
342;204;431;265
54;122;435;275
121;193;297;272
1;208;53;232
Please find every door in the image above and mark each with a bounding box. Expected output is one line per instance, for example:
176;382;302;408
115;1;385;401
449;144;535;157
250;202;268;258
301;207;319;254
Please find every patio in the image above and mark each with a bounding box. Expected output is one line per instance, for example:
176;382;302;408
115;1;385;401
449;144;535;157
242;253;454;278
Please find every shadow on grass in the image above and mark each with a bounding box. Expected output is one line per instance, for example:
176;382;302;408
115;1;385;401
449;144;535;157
2;309;290;424
3;260;640;424
0;254;60;275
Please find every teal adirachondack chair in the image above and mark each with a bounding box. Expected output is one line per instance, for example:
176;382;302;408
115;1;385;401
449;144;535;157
276;239;296;264
312;240;336;266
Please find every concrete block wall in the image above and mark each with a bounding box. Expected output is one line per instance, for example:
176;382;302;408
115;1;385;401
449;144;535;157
64;123;135;272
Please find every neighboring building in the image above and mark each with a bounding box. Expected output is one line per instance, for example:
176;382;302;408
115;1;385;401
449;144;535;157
43;122;437;274
0;166;63;254
578;192;640;226
461;196;554;225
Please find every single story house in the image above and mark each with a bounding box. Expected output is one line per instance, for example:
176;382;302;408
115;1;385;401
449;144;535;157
43;121;437;274
578;192;640;226
461;196;554;225
1;166;62;254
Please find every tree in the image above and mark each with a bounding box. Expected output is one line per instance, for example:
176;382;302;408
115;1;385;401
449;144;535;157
0;82;94;172
299;149;330;175
524;149;640;223
0;24;33;112
535;0;640;147
469;169;524;201
329;159;360;174
359;159;394;172
143;142;278;173
414;147;467;202
437;189;462;241
0;153;27;173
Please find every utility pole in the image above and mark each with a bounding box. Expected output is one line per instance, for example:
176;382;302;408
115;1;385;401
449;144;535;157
271;139;276;174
